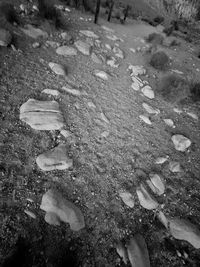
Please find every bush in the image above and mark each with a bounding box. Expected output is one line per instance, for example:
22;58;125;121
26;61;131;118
146;33;164;45
150;51;169;70
38;0;64;29
190;82;200;102
0;3;20;25
157;74;190;103
153;16;164;25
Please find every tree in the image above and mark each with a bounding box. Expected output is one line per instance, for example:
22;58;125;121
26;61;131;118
107;0;114;21
94;0;101;24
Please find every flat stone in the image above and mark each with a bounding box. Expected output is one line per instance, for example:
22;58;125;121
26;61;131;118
49;62;67;76
147;174;165;195
116;242;128;264
101;131;110;138
56;46;77;56
136;183;159;210
62;86;83;96
74;40;91;55
171;134;191;152
186;112;198;120
113;46;124;59
127;234;150;267
141;86;155;99
169;161;182;172
142;103;160;114
40;189;85;231
94;70;109;80
164;119;175;128
100;112;109;123
101;25;114;33
36;144;72;171
131;76;144;91
21;24;48;39
42;89;60;96
0;28;12;46
128;65;146;76
87;102;96;109
106;34;120;41
139;115;152;125
173;108;183;114
119;191;135;208
60;32;72;42
155;156;169;164
91;52;102;64
20;99;64;130
79;30;99;39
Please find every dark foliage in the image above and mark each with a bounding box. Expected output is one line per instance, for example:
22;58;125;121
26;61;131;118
150;51;169;70
190;82;200;102
153;16;164;25
146;33;164;45
0;3;20;25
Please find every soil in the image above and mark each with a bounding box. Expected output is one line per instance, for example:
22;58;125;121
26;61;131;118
0;1;200;267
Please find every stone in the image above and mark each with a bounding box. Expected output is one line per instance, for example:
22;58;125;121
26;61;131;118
119;191;135;208
100;112;109;123
65;7;71;12
142;103;160;114
113;46;124;59
42;89;60;96
32;42;40;48
32;5;39;12
101;131;110;138
21;24;48;39
186;112;198;120
94;70;109;80
105;43;112;50
173;108;183;114
49;62;67;76
155;156;169;164
101;25;114;33
62;86;83;96
60;129;71;138
87;102;96;109
169;161;182;172
79;30;99;39
0;28;12;46
127;234;150;267
136;183;159;210
157;211;169;229
139;115;152;125
169;218;200;249
40;189;85;231
171;134;191;152
164;119;175;128
36;144;73;171
128;65;146;76
141;86;155;99
131;76;144;91
106;34;120;41
74;40;91;55
91;52;102;64
20;99;64;130
60;32;72;42
130;48;136;53
106;57;119;68
56;46;77;56
46;40;60;48
24;210;36;219
147;174;165;195
116;242;128;264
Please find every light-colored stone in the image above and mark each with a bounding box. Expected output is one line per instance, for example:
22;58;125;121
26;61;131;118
155;156;169;164
36;144;72;171
148;174;165;195
87;102;96;109
105;43;112;50
171;134;191;152
20;99;64;130
136;184;159;210
101;25;114;33
116;242;128;264
139;115;152;125
46;40;60;48
173;108;183;114
40;189;85;231
127;234;150;267
130;48;136;53
21;24;48;39
49;62;67;76
0;29;12;46
60;32;72;42
131;76;144;91
94;70;109;80
56;46;77;56
113;46;124;59
141;86;155;99
106;57;119;68
101;131;110;138
128;65;146;76
74;40;91;55
42;89;60;96
60;129;71;138
164;119;175;128
142;103;160;114
169;161;182;172
80;30;99;39
62;86;84;96
32;42;40;48
100;112;109;123
119;191;135;208
186;112;198;120
91;52;102;64
24;210;36;219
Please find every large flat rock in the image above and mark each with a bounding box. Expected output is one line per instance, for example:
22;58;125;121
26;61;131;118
21;24;48;39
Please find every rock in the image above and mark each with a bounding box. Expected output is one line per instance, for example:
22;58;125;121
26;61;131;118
169;218;200;249
142;103;160;114
173;108;183;114
87;102;96;109
130;48;136;53
32;5;39;12
164;119;175;128
65;7;71;12
139;115;152;125
157;211;169;229
101;131;110;138
155;156;169;164
147;174;165;195
40;189;85;231
171;134;191;152
116;242;128;264
128;65;146;76
141;86;155;99
60;32;73;42
101;25;114;33
32;42;40;48
136;183;159;210
113;46;124;59
42;89;60;96
91;52;102;64
106;34;120;41
119;191;135;208
24;210;36;219
56;46;77;56
0;28;12;46
36;144;73;171
80;30;99;39
169;161;182;172
20;99;64;130
171;69;184;75
131;76;144;91
100;112;109;123
186;112;198;120
94;70;109;80
21;24;48;39
60;129;71;138
49;62;67;76
46;40;60;48
127;234;150;267
150;51;169;70
106;57;119;68
74;40;91;55
62;86;83;96
105;43;112;50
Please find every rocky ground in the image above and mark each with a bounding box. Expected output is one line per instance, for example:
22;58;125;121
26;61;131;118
0;1;200;267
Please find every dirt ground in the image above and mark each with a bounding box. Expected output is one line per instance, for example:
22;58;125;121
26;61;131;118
0;1;200;267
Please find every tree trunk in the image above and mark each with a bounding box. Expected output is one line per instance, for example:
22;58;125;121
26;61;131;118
94;0;101;24
107;0;114;22
123;5;130;22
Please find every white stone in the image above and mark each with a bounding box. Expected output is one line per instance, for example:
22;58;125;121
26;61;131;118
42;89;60;96
173;108;183;114
148;174;165;195
136;184;159;210
142;103;160;114
46;40;60;48
155;156;169;164
49;62;67;76
130;48;136;53
164;119;175;128
101;25;114;33
24;210;36;219
56;46;77;56
32;42;40;48
113;46;124;59
169;161;181;172
119;191;135;208
139;115;152;125
128;65;146;76
62;86;83;96
106;57;119;68
91;52;102;64
105;43;112;50
60;129;71;138
94;70;108;80
171;134;191;152
74;40;91;55
116;242;128;264
79;30;99;39
186;112;198;120
141;86;155;99
101;131;110;138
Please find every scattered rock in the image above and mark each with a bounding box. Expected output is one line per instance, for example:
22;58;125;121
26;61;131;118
94;70;109;80
42;89;60;96
49;62;67;76
142;103;160;114
119;191;135;208
21;24;48;39
139;115;152;125
171;69;184;75
169;161;182;172
20;99;64;130
136;183;159;210
147;173;165;195
100;112;109;123
127;234;150;267
141;86;155;99
80;30;99;39
116;242;128;264
56;46;77;56
163;119;175;128
46;40;60;48
36;144;73;171
106;34;119;41
0;28;12;46
87;102;96;109
40;189;85;231
91;52;102;64
169;218;200;249
128;65;146;76
106;57;119;68
74;40;91;55
113;46;124;58
171;134;191;152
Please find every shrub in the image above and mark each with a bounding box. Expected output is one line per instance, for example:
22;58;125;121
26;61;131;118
190;82;200;102
0;3;20;25
150;51;169;70
157;74;190;103
146;33;164;45
153;16;164;25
